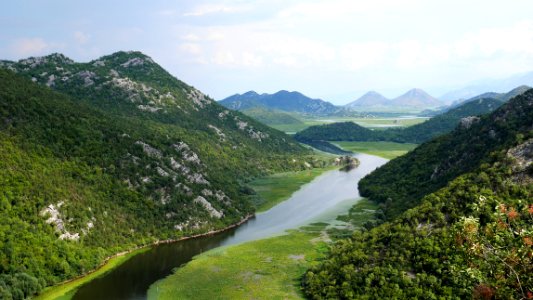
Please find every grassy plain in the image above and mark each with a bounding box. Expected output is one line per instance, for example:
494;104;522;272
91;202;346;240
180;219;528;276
270;116;428;133
333;141;418;159
147;199;382;300
147;226;329;300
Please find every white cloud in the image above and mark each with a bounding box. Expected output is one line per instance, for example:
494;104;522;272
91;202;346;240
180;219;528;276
182;34;201;41
183;4;251;17
340;42;389;70
9;38;50;57
179;43;203;55
158;9;176;16
74;31;90;44
277;0;422;20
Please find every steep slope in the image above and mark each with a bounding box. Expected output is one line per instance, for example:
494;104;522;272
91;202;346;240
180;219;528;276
303;90;533;299
219;90;339;115
390;97;504;143
344;91;389;108
392;88;442;107
360;90;533;218
0;52;311;298
295;96;510;145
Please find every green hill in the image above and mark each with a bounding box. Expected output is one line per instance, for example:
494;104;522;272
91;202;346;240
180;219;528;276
303;90;533;299
239;107;303;126
0;52;311;299
295;97;507;144
219;90;339;115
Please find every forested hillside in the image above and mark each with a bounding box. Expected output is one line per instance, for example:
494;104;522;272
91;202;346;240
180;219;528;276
295;97;506;144
303;90;533;299
0;52;311;299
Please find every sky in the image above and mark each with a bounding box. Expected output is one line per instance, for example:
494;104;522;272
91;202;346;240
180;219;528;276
2;0;533;104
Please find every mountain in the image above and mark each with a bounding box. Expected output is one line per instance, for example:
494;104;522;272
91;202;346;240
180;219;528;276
295;94;511;144
392;88;442;107
239;107;303;126
344;91;389;108
390;97;504;143
456;84;531;105
219;90;339;115
345;89;442;111
422;85;531;117
0;52;313;298
440;70;533;103
303;90;533;299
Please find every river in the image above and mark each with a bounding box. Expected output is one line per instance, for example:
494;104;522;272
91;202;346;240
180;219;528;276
71;153;387;299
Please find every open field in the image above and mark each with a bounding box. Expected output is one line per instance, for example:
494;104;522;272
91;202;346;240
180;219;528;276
333;141;418;159
147;225;329;300
271;116;428;133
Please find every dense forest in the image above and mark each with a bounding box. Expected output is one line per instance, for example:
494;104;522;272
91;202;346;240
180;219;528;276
295;97;505;144
0;52;316;299
303;91;533;299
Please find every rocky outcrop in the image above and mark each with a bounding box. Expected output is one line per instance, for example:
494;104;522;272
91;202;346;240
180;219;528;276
459;116;480;129
193;196;223;219
507;138;533;184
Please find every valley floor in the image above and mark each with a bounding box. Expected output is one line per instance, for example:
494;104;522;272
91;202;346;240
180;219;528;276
332;141;418;159
271;116;428;133
147;143;408;299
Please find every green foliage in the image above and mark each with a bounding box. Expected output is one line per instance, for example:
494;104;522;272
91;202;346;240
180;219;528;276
148;226;329;300
360;91;533;219
302;91;533;299
240;107;304;126
295;97;506;144
303;162;532;299
0;51;311;299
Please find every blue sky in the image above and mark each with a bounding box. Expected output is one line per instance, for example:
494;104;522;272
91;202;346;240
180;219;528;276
2;0;533;103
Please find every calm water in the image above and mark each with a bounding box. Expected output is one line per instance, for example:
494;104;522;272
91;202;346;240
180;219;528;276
72;153;387;300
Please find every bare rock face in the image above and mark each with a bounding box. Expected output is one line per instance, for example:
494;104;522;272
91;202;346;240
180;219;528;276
194;196;223;219
459;116;480;129
77;70;97;86
135;141;163;158
507;138;533;184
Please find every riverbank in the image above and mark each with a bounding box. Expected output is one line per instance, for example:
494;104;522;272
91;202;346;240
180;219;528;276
148;224;330;299
147;199;382;299
34;214;254;300
147;152;399;299
250;166;338;212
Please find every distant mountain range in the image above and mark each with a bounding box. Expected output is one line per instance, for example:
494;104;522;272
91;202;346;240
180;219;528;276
345;88;442;110
296;85;532;144
422;85;531;117
220;88;445;118
440;70;533;103
219;90;338;115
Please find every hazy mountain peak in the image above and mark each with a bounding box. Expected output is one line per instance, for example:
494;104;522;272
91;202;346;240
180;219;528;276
392;88;441;107
241;90;260;97
345;90;389;107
